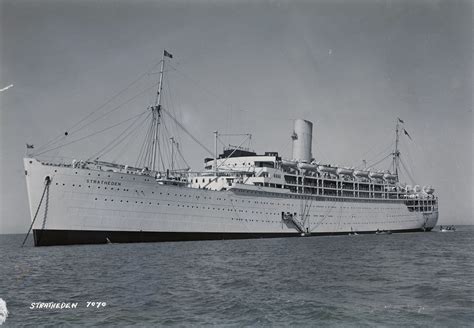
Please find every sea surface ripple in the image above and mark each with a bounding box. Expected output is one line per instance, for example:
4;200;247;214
1;226;473;327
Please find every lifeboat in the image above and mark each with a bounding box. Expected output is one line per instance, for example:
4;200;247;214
337;167;353;176
353;170;369;178
424;185;435;194
413;185;421;192
281;159;298;168
383;173;397;180
369;171;384;179
298;163;318;171
318;165;337;174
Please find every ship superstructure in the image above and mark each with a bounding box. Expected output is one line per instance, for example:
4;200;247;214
23;51;438;246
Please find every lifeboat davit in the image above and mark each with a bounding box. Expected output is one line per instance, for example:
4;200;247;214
318;165;337;174
336;167;353;176
353;170;369;178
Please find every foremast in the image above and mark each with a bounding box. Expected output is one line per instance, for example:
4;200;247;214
149;50;173;172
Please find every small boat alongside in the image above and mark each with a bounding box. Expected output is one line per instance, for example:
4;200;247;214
349;227;359;236
439;225;456;232
375;229;392;235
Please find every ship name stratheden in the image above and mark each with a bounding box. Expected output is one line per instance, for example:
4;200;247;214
86;179;121;186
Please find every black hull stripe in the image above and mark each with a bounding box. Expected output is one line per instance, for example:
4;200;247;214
33;228;431;246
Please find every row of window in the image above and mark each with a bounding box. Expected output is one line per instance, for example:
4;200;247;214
57;169;152;181
61;183;406;212
89;196;413;225
91;195;412;220
231;218;280;223
54;179;419;215
408;207;434;212
235;188;404;204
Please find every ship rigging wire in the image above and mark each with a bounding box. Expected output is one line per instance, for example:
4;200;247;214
366;153;393;170
400;137;418;183
32;82;158;157
399;157;417;185
111;114;152;164
87;111;152;161
31;53;251;174
34;58;164;154
358;130;394;164
136;116;154;168
34;110;149;156
162;108;214;156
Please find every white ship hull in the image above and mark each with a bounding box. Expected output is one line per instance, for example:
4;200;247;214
24;158;438;246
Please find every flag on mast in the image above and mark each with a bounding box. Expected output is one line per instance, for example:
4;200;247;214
403;129;412;140
26;144;34;149
164;50;173;58
398;118;404;124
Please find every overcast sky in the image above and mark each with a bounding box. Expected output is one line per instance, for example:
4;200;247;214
1;0;472;233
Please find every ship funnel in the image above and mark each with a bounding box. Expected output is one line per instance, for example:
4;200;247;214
291;119;313;163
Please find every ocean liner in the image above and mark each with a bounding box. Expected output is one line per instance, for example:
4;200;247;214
24;51;438;246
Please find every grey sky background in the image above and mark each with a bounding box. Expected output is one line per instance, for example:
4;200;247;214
1;0;472;233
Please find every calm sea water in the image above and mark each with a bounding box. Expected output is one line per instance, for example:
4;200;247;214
1;226;473;327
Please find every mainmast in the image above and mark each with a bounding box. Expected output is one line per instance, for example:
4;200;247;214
170;137;175;171
214;131;218;175
151;50;173;172
393;119;401;181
